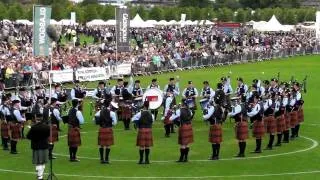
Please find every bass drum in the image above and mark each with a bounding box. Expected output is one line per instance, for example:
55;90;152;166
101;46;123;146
142;88;163;110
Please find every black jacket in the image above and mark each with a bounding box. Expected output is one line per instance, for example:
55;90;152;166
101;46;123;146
27;122;50;150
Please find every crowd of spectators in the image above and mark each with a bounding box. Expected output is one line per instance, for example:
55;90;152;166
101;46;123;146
0;21;319;89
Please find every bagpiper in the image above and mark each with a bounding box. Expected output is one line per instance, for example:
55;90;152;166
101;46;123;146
93;81;112;112
67;99;84;162
170;99;194;163
229;96;249;157
121;81;133;130
274;92;286;146
236;77;248;97
132;101;154;164
282;88;291;143
43;98;62;160
293;82;304;138
247;94;264;153
0;95;11;151
11;99;26;154
263;92;277;150
132;80;144;113
162;97;175;137
98;100;117;164
203;99;223;160
164;77;180;133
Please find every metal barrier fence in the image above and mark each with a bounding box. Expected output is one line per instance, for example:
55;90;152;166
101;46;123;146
3;45;320;90
131;46;320;74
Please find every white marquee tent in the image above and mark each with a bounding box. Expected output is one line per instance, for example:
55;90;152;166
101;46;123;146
255;15;293;32
86;19;107;26
130;14;154;28
16;19;33;25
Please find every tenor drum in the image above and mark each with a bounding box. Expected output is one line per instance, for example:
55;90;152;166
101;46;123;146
199;98;209;109
142;88;163;110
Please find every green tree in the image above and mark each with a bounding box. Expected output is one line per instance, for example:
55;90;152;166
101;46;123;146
217;8;233;22
149;6;163;21
81;0;98;6
164;8;178;21
235;8;247;22
101;5;115;20
180;0;211;8
136;6;148;20
191;7;202;20
52;3;67;20
84;4;99;21
0;2;7;20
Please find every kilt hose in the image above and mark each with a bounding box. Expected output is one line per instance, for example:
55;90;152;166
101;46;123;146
209;124;222;144
1;122;10;138
10;123;22;140
48;125;59;143
136;128;153;147
68;127;81;147
178;124;194;145
298;109;304;123
285;113;291;130
264;116;277;134
252;120;265;139
289;111;298;128
235;121;249;141
276;115;286;133
98;127;114;147
121;105;132;120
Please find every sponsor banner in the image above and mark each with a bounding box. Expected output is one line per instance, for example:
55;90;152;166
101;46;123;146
33;5;52;56
117;63;132;75
76;67;109;82
116;7;130;52
51;69;74;83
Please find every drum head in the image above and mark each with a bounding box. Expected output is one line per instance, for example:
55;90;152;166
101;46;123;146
134;97;143;101
111;101;119;109
200;98;208;103
142;88;163;110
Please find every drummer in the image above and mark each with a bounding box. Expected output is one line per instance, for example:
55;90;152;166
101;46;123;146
110;79;124;101
132;80;143;113
182;81;198;118
148;79;161;120
93;81;112;111
200;81;215;110
52;83;68;105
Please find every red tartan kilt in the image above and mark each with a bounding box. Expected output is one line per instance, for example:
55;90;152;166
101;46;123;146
136;128;153;147
68;128;81;147
252;120;265;139
285;113;291;130
264;116;276;134
178;124;194;145
235;121;249;141
48;125;59;143
163;118;172;125
209;124;223;144
1;123;10;138
298;109;304;123
121;105;132;119
98;127;114;146
10;123;21;140
290;111;298;128
276;115;286;133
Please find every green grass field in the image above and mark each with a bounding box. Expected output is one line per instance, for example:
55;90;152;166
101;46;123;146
1;55;320;180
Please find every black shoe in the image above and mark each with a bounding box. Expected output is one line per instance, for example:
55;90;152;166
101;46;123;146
70;159;80;162
100;160;108;164
145;160;150;164
10;151;18;154
208;156;214;160
213;156;219;160
235;154;245;158
171;131;175;133
165;134;170;138
3;147;9;151
251;150;261;153
283;140;289;143
265;147;273;150
138;161;144;164
176;159;184;163
275;143;281;147
183;159;188;162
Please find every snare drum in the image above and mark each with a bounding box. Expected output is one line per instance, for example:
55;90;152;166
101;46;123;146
199;98;209;110
186;98;195;109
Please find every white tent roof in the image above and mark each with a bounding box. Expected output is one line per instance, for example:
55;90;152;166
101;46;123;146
157;20;168;25
86;19;106;26
130;14;154;28
16;19;33;25
58;19;78;26
105;19;116;26
50;19;59;25
255;15;290;32
145;20;158;26
205;20;214;25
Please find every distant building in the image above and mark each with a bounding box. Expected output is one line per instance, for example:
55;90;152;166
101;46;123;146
130;0;178;6
301;0;320;8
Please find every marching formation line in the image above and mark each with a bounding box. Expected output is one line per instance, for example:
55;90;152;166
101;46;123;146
53;136;318;163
